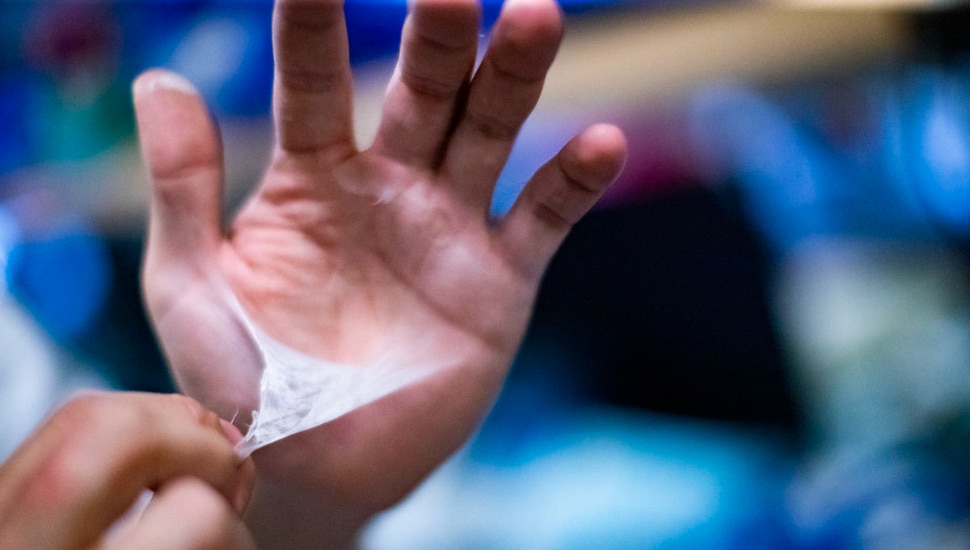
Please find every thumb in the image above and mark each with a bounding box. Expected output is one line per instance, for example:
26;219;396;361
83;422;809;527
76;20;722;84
133;69;225;293
106;478;256;550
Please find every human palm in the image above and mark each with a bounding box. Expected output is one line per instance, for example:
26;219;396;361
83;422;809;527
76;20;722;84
134;0;625;521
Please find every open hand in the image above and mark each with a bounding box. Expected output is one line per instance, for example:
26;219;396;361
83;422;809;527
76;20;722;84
133;0;625;542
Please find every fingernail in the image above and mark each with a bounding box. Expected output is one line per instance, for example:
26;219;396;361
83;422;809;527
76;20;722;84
134;71;199;97
219;418;245;445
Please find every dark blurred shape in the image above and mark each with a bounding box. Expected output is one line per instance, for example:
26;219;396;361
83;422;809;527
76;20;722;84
17;3;132;163
911;5;970;66
71;238;173;393
522;185;802;432
23;4;119;80
899;6;970;250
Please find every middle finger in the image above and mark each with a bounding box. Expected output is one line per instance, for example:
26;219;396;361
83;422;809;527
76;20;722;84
273;0;356;158
372;0;481;168
438;0;563;211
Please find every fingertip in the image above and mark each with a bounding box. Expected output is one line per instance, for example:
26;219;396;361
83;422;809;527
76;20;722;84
493;0;563;71
582;123;628;155
132;69;200;104
505;0;563;36
219;418;245;446
132;68;221;184
501;0;563;32
565;123;628;187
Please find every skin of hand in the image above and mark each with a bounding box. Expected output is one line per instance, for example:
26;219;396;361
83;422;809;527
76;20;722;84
0;392;255;550
132;0;626;546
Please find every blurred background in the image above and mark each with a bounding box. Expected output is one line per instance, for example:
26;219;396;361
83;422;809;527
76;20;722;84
3;0;970;547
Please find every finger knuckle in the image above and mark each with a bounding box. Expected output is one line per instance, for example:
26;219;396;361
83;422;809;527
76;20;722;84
22;395;138;510
464;109;519;142
56;392;131;434
278;67;348;94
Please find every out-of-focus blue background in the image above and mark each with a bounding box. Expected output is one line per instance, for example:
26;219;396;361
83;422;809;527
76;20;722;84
4;0;970;548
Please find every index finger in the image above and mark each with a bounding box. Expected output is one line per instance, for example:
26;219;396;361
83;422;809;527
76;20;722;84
0;393;253;549
272;0;356;157
106;478;256;550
